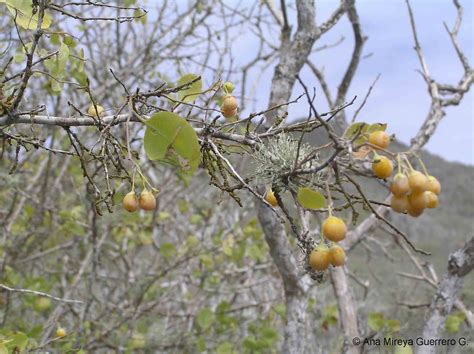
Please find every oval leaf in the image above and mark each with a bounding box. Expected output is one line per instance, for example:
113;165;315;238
367;122;387;133
144;112;201;175
177;74;202;103
344;122;368;139
6;0;52;30
196;308;214;330
297;187;326;210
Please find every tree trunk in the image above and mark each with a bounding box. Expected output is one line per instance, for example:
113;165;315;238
417;237;474;354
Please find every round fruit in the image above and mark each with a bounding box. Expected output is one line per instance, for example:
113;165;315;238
221;95;237;111
372;155;393;179
390;173;410;196
322;216;347;242
309;246;330;271
56;328;66;338
426;176;441;195
406;203;424;217
221;95;238;118
425;191;439;209
123;192;139;212
223;81;235;93
390;195;409;213
408;171;427;193
139;190;156;211
408;192;428;210
329;245;346;267
222;107;237;119
87;104;104;118
34;297;51;312
265;189;278;207
368;130;390;149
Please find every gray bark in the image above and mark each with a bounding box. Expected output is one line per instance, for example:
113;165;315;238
258;202;310;353
257;1;352;352
417;237;474;354
330;266;360;354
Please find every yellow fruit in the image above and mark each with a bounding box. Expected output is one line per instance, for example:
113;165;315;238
406;203;424;217
425;191;439;209
139;190;156;211
56;328;66;338
265;189;278;207
222;107;237;119
329;245;346;266
408;171;428;193
368;130;390;149
34;297;51;312
426;176;441;195
408;192;428;210
221;95;238;118
221;95;237;110
123;192;139;212
372;155;393;179
309;246;330;271
87;104;104;118
322;216;347;242
390;173;410;196
390;195;409;213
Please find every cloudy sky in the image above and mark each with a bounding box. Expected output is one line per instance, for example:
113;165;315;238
230;0;473;165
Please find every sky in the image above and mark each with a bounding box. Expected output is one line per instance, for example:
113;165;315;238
228;0;473;165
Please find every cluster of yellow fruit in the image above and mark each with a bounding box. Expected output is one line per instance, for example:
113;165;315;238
221;95;238;118
263;189;346;272
390;171;440;217
122;190;156;212
309;216;347;271
367;130;441;217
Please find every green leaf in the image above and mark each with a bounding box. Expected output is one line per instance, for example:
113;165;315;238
445;312;465;333
368;312;385;332
261;326;278;341
216;342;234;354
344;122;368;139
393;344;414;354
63;36;76;48
196;308;214;330
144;112;201;175
274;303;286;319
57;42;70;72
0;344;8;354
367;123;387;133
297;187;326;210
177;74;202;103
385;319;401;333
196;336;206;352
159;243;176;260
13;53;24;63
6;332;28;351
6;0;52;30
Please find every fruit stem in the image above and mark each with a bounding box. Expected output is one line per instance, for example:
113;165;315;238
131;167;136;191
396;154;402;174
325;175;333;217
402;154;414;171
416;154;429;176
